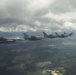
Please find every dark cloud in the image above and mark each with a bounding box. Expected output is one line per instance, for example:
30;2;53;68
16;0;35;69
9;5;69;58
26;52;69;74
49;0;76;14
0;0;76;32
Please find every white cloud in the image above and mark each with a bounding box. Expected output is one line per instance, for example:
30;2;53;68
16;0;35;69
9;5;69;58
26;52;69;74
0;0;76;32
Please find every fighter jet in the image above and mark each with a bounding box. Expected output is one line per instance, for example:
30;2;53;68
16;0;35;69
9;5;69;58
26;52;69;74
43;31;73;38
55;32;73;38
23;33;42;41
42;32;57;38
0;37;16;44
55;32;68;38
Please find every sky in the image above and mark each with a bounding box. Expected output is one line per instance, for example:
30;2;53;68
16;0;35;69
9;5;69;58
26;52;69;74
0;0;76;32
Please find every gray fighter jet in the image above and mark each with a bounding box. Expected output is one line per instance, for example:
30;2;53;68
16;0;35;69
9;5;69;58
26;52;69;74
42;32;57;38
43;31;73;38
0;37;16;44
55;32;68;38
55;32;73;38
23;33;42;41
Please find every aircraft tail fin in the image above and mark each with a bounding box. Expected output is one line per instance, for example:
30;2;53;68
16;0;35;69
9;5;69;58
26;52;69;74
55;32;59;36
69;32;73;36
42;32;48;37
23;33;29;38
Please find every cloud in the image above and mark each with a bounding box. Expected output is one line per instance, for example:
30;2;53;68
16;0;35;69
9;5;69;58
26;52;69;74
49;0;76;14
0;0;76;32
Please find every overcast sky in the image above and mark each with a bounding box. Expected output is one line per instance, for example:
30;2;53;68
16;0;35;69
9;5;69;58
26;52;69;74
0;0;76;32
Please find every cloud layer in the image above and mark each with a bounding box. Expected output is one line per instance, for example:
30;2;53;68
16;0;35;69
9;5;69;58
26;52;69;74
0;0;76;32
